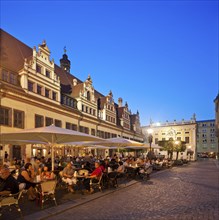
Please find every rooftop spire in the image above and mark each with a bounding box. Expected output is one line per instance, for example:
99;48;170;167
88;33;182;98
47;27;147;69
60;47;71;73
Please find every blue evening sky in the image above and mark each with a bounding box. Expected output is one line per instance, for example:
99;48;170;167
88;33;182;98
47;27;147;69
1;0;218;126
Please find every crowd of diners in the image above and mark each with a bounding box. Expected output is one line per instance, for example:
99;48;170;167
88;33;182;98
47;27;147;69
0;152;174;201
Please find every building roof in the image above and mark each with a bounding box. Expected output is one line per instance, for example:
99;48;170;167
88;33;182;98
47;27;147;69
196;119;215;123
0;28;140;129
0;29;32;72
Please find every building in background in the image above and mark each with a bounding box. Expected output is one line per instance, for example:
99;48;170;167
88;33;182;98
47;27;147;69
196;120;218;158
142;115;197;161
214;93;219;158
0;29;143;161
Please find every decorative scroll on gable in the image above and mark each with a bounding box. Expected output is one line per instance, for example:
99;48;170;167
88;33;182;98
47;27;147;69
106;90;114;104
36;40;53;64
82;74;95;102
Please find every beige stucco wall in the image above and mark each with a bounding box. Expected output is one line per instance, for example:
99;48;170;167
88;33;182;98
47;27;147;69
142;122;197;161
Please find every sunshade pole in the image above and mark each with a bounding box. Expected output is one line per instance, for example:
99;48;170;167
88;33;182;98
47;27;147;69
51;145;54;171
51;134;54;171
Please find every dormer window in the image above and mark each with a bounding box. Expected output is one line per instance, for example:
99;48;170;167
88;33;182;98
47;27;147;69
1;69;8;81
1;69;18;85
10;72;17;85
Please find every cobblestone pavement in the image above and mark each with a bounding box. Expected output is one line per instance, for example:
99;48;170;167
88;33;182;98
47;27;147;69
42;159;219;220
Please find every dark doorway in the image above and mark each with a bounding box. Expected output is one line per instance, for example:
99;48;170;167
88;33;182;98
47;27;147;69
12;145;21;160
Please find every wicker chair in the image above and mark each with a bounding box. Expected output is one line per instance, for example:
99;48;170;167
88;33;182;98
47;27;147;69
0;189;24;218
57;171;68;189
89;173;103;192
37;180;57;209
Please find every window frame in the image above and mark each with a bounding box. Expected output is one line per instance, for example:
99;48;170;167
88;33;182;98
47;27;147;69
13;109;24;128
35;114;44;128
0;106;12;126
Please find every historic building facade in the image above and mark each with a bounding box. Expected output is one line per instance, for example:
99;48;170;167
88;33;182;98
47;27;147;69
196;120;218;156
0;29;143;161
214;93;219;157
141;115;197;161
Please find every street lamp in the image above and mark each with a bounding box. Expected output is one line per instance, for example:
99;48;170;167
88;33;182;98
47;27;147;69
147;128;153;152
187;145;192;161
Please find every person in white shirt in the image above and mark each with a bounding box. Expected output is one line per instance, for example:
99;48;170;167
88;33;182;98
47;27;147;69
117;161;125;173
62;162;77;193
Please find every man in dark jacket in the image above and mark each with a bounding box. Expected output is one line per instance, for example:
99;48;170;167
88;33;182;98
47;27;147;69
0;165;19;195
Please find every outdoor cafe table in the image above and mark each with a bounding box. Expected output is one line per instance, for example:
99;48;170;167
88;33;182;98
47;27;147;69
125;165;140;179
74;170;90;193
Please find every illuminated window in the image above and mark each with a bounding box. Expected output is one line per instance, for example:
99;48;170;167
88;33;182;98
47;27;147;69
185;137;190;143
177;137;181;141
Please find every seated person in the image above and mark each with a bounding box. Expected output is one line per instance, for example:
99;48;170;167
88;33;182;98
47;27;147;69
116;161;125;179
45;158;52;171
0;165;19;195
99;161;105;172
117;161;125;173
0;176;5;192
103;159;110;172
81;161;93;172
109;159;119;171
123;158;130;167
84;161;102;193
17;163;36;200
40;166;55;180
136;158;144;167
33;158;43;175
144;159;151;168
62;162;77;193
3;158;11;167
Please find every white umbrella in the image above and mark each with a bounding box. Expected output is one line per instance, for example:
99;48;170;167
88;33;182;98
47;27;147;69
0;140;47;145
149;144;163;149
88;137;144;148
88;145;118;149
124;143;163;150
0;124;103;170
